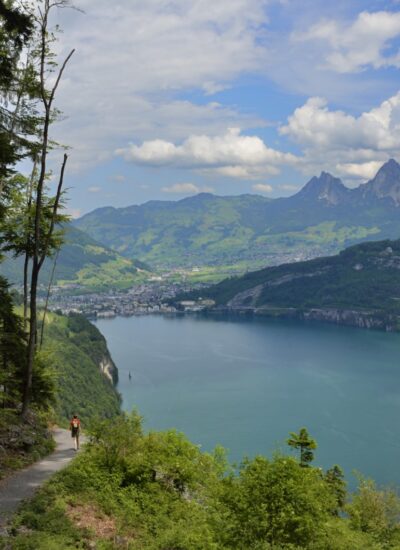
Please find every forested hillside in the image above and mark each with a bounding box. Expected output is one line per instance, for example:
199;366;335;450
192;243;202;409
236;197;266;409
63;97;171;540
41;312;121;423
179;239;400;330
0;226;151;291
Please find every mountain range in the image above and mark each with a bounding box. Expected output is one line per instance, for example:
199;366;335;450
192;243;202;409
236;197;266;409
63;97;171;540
3;159;399;291
74;159;400;274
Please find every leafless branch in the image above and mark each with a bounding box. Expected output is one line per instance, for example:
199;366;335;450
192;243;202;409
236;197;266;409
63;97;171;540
39;152;68;269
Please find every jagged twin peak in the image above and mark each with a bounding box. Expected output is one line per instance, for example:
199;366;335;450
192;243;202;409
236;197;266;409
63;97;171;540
296;171;350;205
296;159;400;206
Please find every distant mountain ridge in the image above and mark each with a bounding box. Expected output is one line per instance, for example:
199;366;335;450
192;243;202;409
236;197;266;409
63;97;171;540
74;159;400;272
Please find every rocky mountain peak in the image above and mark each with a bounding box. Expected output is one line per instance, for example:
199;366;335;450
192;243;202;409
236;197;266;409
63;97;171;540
361;159;400;206
377;158;400;177
295;172;349;205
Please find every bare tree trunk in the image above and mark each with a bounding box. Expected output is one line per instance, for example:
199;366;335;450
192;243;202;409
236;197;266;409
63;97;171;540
40;248;59;349
23;158;37;330
22;259;38;416
23;254;30;331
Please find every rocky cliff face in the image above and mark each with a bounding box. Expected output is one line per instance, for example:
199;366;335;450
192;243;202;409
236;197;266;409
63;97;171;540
99;356;118;385
218;305;399;332
300;308;399;331
294;172;350;205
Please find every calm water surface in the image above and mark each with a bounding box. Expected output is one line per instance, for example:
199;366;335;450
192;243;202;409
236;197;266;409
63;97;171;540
94;314;400;486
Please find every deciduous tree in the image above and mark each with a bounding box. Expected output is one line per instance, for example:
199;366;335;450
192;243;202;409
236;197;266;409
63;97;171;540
22;0;75;417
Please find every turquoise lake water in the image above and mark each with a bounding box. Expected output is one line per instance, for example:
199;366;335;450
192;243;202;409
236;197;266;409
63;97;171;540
95;314;400;487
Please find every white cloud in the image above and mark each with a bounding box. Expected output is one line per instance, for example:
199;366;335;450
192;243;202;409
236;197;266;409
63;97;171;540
88;186;101;193
51;0;270;170
294;11;400;73
335;161;385;180
252;183;273;194
161;183;215;194
41;1;400;196
280;92;400;180
117;127;298;178
281;92;400;152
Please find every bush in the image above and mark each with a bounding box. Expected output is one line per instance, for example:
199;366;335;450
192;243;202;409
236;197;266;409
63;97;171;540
217;455;336;549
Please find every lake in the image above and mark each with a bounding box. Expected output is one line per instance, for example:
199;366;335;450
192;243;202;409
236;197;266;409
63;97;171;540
94;314;400;487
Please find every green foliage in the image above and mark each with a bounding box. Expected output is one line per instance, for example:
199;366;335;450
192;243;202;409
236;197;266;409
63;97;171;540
347;476;400;545
0;173;68;262
0;409;55;479
325;465;347;515
0;275;26;407
287;428;317;467
0;0;34;188
41;312;121;424
218;455;335;548
30;351;57;411
4;419;400;549
86;411;142;473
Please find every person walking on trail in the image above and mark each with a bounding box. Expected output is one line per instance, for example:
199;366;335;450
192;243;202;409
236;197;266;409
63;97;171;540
70;414;81;451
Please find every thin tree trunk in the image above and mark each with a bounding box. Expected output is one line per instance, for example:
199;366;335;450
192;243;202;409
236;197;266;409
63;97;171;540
23;254;29;331
23;157;37;330
22;258;38;417
39;248;59;349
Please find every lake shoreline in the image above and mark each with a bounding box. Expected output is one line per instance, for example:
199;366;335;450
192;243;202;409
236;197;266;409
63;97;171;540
91;304;400;334
198;305;400;333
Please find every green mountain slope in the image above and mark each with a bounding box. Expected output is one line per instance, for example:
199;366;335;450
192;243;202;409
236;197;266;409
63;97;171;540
180;239;400;330
73;160;400;273
0;226;151;291
41;312;121;423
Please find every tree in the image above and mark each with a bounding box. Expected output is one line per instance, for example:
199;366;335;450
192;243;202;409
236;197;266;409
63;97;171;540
0;276;27;408
21;0;74;417
0;171;68;328
325;464;347;515
0;0;34;209
347;476;400;544
218;455;335;548
287;427;317;467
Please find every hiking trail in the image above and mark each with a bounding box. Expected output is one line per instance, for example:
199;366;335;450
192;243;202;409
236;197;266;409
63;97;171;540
0;428;83;533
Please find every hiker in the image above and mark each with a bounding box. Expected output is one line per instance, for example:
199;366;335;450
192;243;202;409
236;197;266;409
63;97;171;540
129;371;132;381
70;414;81;451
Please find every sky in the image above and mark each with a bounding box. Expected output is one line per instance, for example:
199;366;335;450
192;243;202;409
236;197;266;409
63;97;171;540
45;0;400;216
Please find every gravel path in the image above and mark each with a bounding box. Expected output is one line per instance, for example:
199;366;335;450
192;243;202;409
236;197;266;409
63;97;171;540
0;428;82;533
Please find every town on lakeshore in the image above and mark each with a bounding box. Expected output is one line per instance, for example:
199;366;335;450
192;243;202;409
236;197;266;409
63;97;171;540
41;280;214;318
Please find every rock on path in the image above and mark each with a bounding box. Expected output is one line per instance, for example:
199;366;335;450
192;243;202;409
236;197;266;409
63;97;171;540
0;428;82;533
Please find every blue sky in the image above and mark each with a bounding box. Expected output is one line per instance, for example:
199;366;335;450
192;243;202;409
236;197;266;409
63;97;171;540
47;0;400;216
